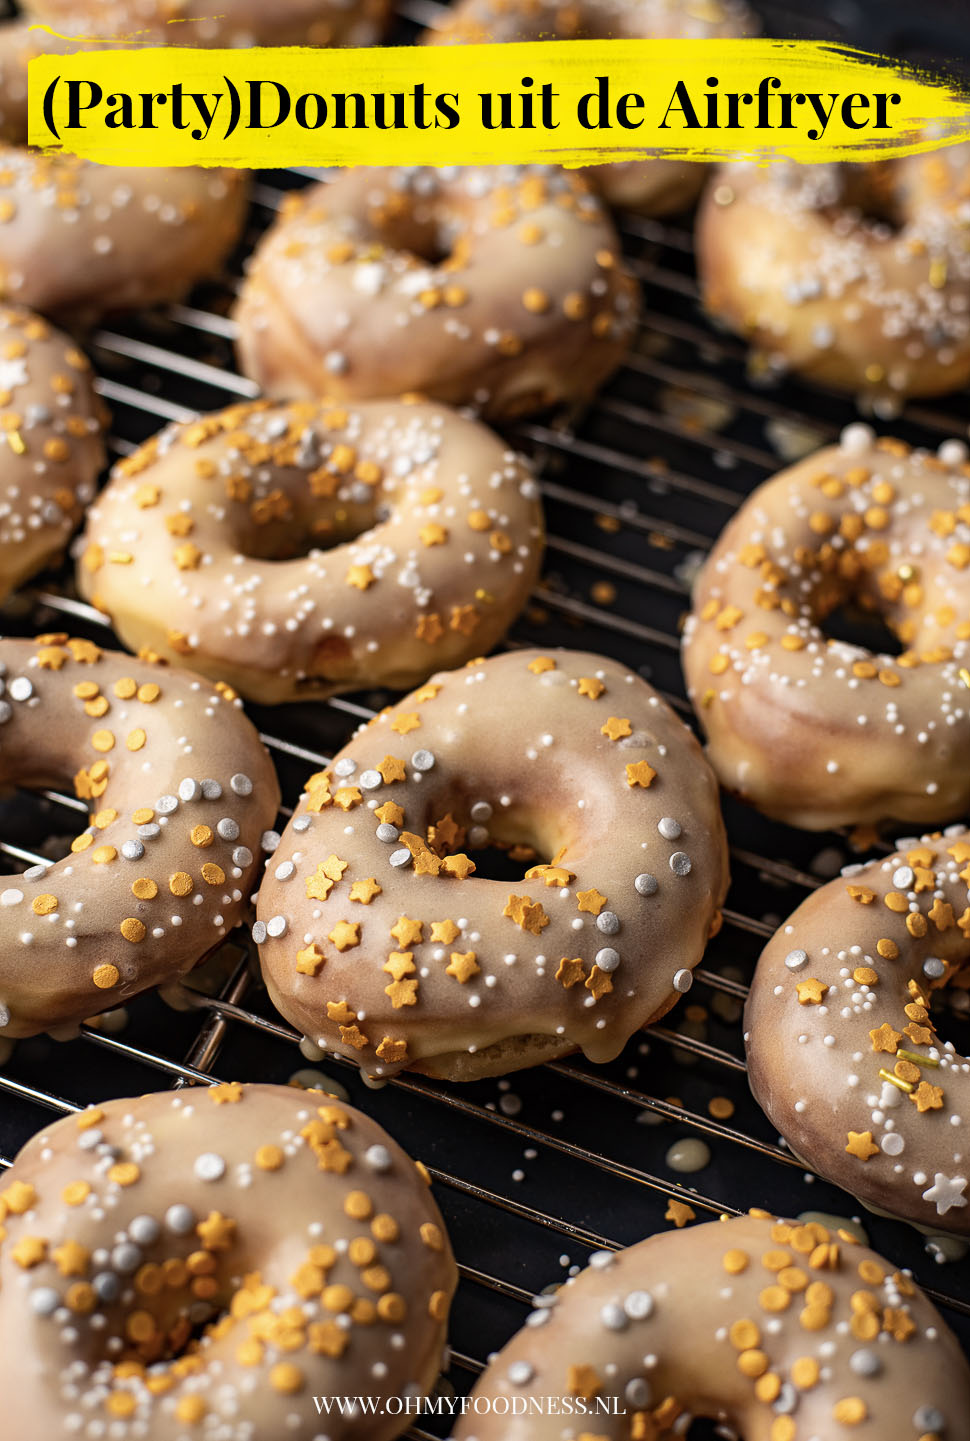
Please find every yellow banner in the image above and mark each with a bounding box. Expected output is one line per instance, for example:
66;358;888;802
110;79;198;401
26;33;970;169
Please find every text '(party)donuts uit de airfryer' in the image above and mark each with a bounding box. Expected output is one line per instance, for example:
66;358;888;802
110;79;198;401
0;1084;457;1440
255;648;729;1081
78;397;545;704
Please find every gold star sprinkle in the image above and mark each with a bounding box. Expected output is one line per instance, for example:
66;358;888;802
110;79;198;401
845;1131;879;1162
431;919;460;944
349;878;382;905
328;921;360;953
665;1200;696;1228
390;712;421;735
576;888;607;915
384;978;418;1008
197;1212;236;1250
527;657;556;674
625;760;657;788
346;564;375;591
390;916;423;948
296;944;326;976
446;951;480;983
209;1082;243;1105
601;716;632;741
578;676;605;699
910;1081;944;1112
869;1023;901;1054
555;957;585;989
795;978;828;1005
383;952;415;981
377;755;406;784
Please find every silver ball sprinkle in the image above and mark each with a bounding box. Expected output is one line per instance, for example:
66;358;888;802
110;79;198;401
411;749;435;772
266;915;288;938
217;818;240;842
178;778;200;803
596;911;620;935
359;769;382;791
201;779;222;800
155;794;179;815
913;1407;945;1432
251;920;267;944
376;824;400;843
470;801;493;822
672;968;693;993
128;1216;161;1247
389;848;413;868
93;1272;121;1303
784;949;808;970
261;830;281;853
634;873;658;896
600;1302;627;1331
230;773;253;796
364;1144;392;1172
594;947;620;973
165;1204;196;1235
669;852;691;876
623;1290;653;1320
333;758;357;778
923;957;946;980
657;817;682;841
853;1343;882;1377
233;846;253;868
8;677;32;702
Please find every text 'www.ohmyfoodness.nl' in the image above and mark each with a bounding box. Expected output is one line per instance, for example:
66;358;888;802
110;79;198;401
311;1394;629;1417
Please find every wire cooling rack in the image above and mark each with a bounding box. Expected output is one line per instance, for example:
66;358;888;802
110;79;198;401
2;0;970;1431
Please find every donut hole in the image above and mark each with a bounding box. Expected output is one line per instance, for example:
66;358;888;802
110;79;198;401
836;162;906;232
224;472;383;563
821;599;903;658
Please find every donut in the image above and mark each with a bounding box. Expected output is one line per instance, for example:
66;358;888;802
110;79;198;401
233;165;640;420
697;144;970;401
451;1211;970;1441
0;634;279;1037
747;827;970;1235
22;0;392;47
682;426;970;831
76;397;545;704
0;143;248;325
0;304;106;602
427;0;758;216
0;1083;456;1439
254;647;729;1081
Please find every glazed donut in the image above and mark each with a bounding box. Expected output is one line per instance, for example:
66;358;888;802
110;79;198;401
452;1212;970;1441
233;165;640;420
77;397;545;704
682;426;970;831
0;1083;456;1439
698;143;970;401
428;0;758;216
747;827;970;1235
0;635;279;1037
22;0;391;47
0;304;106;601
255;647;729;1082
0;144;248;325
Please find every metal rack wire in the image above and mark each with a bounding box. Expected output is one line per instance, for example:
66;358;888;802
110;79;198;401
1;1;970;1429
